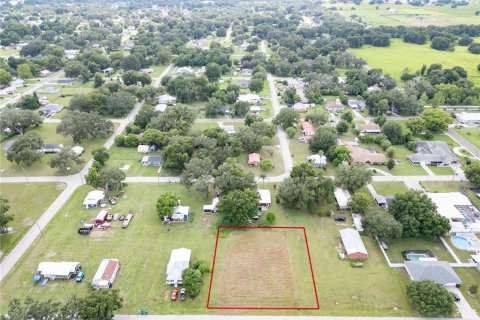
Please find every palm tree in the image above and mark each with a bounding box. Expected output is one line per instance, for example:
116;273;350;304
260;173;267;186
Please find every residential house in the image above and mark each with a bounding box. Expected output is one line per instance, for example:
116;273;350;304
71;146;84;156
249;106;261;113
301;121;315;136
102;67;114;74
258;189;271;207
172;206;189;221
140;68;154;74
248;153;260;166
83;190;105;209
39;104;63;118
64;49;79;59
141;155;163;167
37;262;81;280
405;261;461;287
339;228;368;259
356;123;381;134
293;102;309;113
307;154;327;168
137;145;150;153
348;99;366;111
158;94;177;105
367;85;382;93
237;93;260;105
237;79;250;88
92;259;120;289
175;66;194;75
241;68;253;76
347;145;386;164
326;100;344;113
220;125;235;135
40;70;50;77
166;248;191;285
334;188;351;210
407;141;458;166
40;144;63;153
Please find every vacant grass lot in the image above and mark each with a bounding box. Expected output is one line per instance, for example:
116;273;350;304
333;3;480;26
456;267;480;312
0;123;112;176
420;181;467;193
371;181;409;196
0;183;416;316
350;39;480;85
0;183;65;260
454;127;480;149
386;237;455;263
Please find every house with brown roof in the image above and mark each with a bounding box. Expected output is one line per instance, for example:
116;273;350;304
326;100;344;113
356;123;381;134
248;153;260;166
346;145;386;164
301;121;315;136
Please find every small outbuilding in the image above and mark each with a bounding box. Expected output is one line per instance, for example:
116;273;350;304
83;190;105;209
141;155;163;167
248;153;260;166
92;259;120;289
166;248;191;285
339;228;368;259
258;189;271;207
137;145;150;153
37;262;81;280
172;206;189;221
95;210;109;225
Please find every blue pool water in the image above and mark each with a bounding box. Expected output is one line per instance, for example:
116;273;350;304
451;236;471;250
406;253;428;261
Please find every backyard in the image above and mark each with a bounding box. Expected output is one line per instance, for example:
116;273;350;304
0;183;65;260
371;181;409;196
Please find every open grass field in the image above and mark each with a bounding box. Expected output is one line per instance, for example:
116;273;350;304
419;181;466;192
371;181;409;196
0;123;113;176
0;48;19;56
350;39;480;85
386;237;456;263
38;83;95;108
456;268;480;312
208;228;317;309
0;183;65;260
332;3;480;26
0;183;417;316
454;127;480;149
151;65;167;78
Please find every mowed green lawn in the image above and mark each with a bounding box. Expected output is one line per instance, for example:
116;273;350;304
386;237;455;263
454;127;480;149
350;39;480;85
333;3;480;26
0;183;65;260
0;183;416;316
371;181;409;196
0;123;113;176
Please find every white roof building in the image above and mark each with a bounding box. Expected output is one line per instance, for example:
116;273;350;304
203;197;219;213
154;104;167;113
137;145;150;153
339;228;368;259
166;248;191;285
455;112;480;124
258;189;271;207
71;146;84;156
334;188;351;209
307;154;327;167
427;192;471;222
172;206;189;221
237;93;260;104
83;190;105;209
92;259;120;289
37;262;80;279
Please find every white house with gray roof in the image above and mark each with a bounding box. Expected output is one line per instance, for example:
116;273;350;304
407;141;458;166
404;261;461;287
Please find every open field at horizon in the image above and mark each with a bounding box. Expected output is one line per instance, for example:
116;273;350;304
350;39;480;85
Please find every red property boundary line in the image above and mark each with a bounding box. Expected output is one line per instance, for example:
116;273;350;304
206;225;320;310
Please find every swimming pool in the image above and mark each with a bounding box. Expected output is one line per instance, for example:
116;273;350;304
451;236;472;250
406;253;428;260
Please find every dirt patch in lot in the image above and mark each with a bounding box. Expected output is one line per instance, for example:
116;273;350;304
89;228;114;240
214;230;296;307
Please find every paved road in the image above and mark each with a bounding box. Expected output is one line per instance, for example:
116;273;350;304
0;66;172;282
447;128;480;158
0;71;63;109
